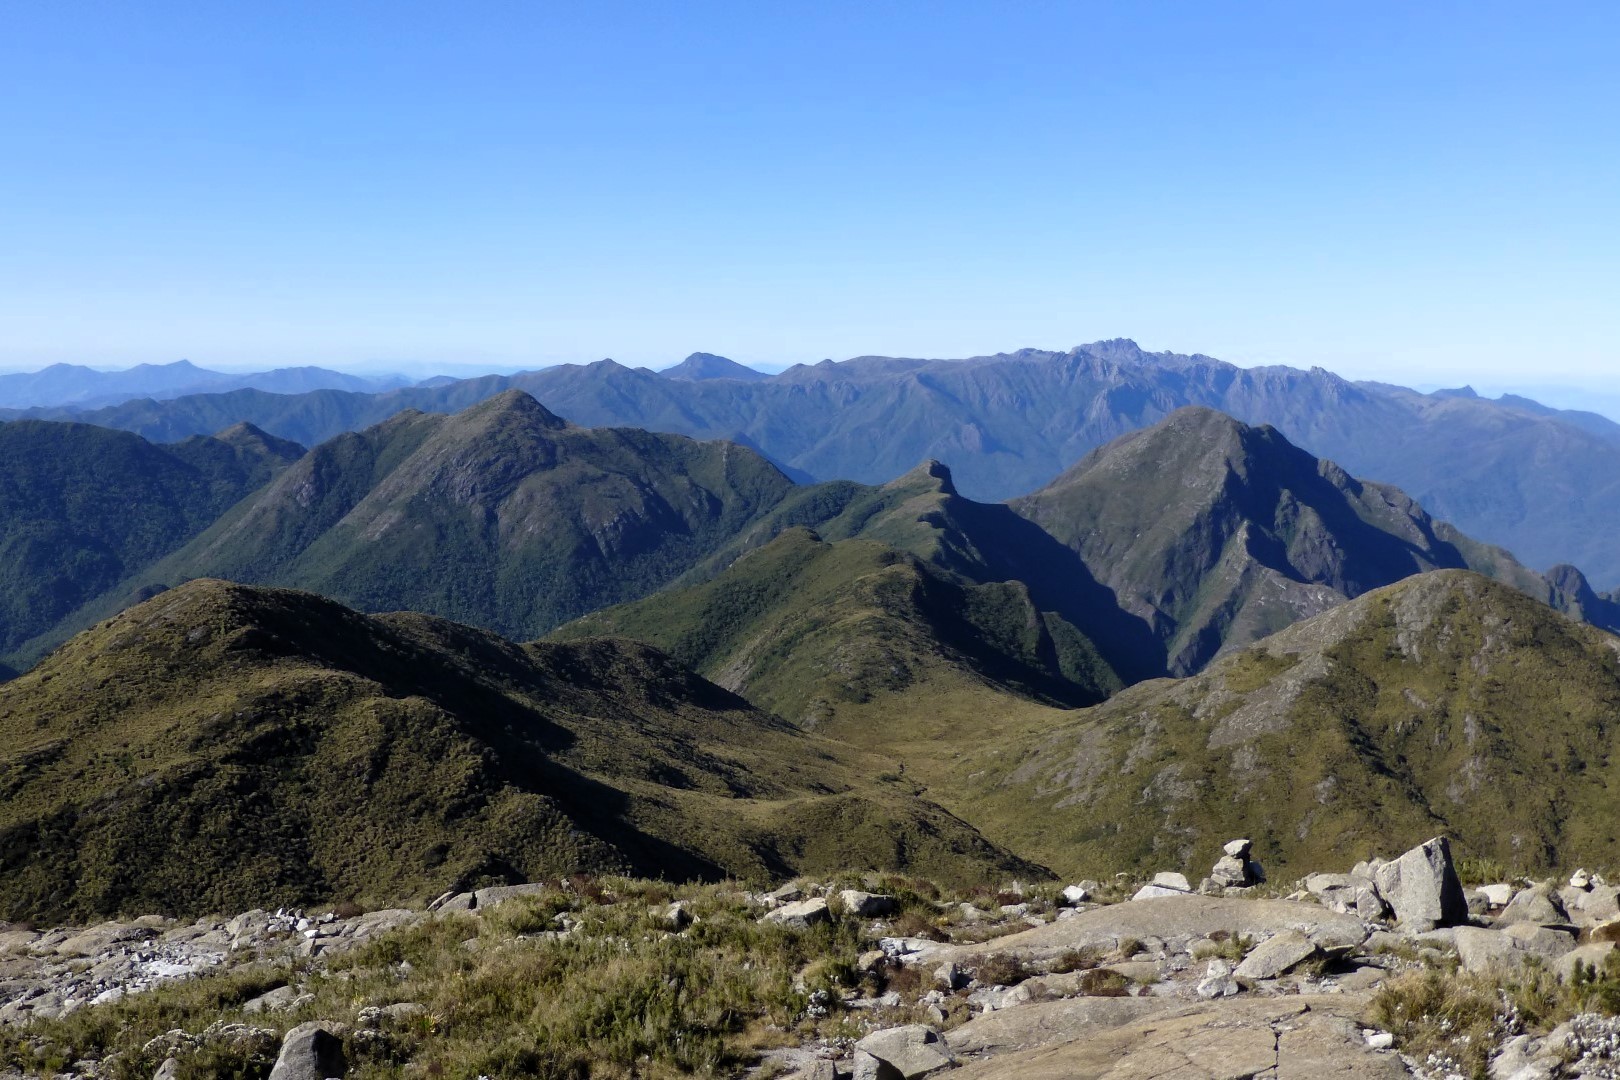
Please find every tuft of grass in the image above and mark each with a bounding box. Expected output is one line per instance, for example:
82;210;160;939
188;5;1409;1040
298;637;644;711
888;911;948;942
1455;856;1523;888
971;953;1032;988
1372;970;1503;1079
1076;969;1131;997
1048;947;1103;974
1191;932;1253;963
1372;954;1620;1080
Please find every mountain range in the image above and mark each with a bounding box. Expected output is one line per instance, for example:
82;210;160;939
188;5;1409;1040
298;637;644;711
1;375;1619;918
562;407;1620;702
11;342;1620;586
0;359;408;411
572;564;1620;883
8;394;1617;685
32;390;797;656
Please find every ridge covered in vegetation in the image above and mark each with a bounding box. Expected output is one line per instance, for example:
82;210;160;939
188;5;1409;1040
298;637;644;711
0;579;1034;923
0;419;302;664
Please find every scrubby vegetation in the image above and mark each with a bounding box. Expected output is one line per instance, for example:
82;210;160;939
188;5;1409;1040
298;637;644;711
1374;952;1620;1079
0;875;1091;1080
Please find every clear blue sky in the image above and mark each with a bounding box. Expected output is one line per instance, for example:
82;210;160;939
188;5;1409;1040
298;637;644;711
1;2;1615;398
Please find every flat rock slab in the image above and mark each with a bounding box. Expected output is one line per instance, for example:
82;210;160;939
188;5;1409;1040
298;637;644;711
928;896;1367;966
947;996;1407;1080
947;996;1174;1056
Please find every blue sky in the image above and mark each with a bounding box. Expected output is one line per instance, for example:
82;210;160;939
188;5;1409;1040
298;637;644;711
0;2;1615;401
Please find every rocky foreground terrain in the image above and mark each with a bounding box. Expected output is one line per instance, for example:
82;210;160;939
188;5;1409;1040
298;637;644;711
2;838;1619;1080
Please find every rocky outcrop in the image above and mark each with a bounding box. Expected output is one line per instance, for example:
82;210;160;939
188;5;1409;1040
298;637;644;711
925;896;1369;968
1303;873;1387;919
840;891;899;918
8;856;1619;1080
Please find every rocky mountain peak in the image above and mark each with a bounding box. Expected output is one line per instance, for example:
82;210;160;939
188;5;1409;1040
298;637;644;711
659;353;769;382
453;388;571;431
883;458;957;497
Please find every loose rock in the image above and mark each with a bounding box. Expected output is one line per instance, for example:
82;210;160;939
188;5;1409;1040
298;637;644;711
841;890;898;918
762;898;830;929
854;1024;955;1079
1498;884;1571;929
1196;959;1240;999
268;1022;346;1080
1233;930;1317;983
1371;836;1466;931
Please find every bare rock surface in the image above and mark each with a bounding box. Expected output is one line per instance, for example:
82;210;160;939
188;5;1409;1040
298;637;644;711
946;997;1173;1056
945;996;1408;1079
0;904;428;1025
853;1024;954;1078
924;896;1368;966
762;898;831;929
1233;929;1318;983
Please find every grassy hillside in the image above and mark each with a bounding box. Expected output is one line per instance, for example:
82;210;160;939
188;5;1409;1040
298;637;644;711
673;460;1167;683
554;527;1120;727
0;419;301;666
0;579;1035;923
950;571;1620;879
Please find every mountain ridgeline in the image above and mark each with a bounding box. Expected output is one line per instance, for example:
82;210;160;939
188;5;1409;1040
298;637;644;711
555;526;1123;728
19;342;1620;585
21;390;798;661
552;408;1620;713
0;579;1033;923
7;396;1618;696
1011;407;1579;674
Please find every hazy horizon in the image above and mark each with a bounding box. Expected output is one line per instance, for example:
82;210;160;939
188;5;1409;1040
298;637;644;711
2;343;1617;423
3;3;1616;404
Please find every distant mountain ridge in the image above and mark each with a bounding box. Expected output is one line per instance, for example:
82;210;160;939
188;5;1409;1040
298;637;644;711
13;341;1620;585
0;359;408;410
